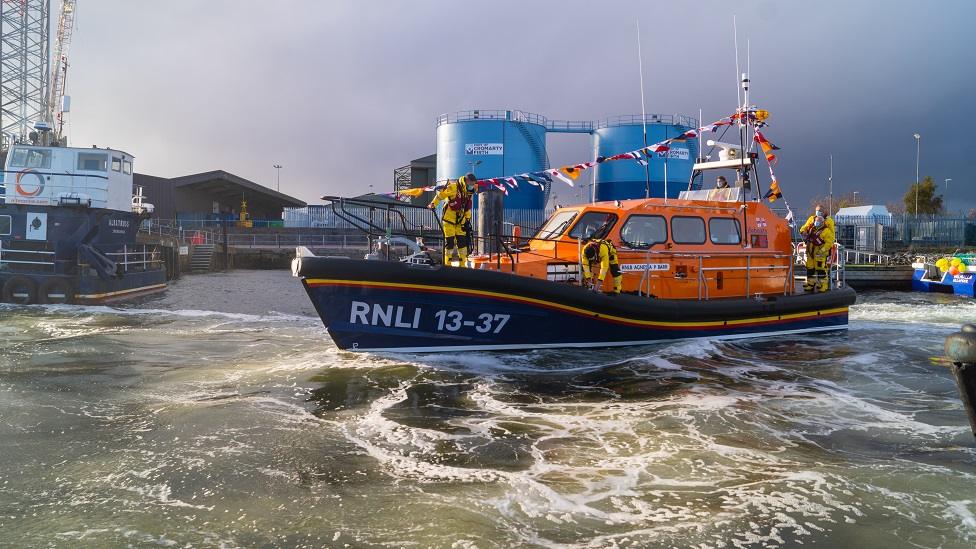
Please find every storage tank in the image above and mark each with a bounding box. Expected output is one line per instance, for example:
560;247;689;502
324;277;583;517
592;115;698;201
435;110;547;210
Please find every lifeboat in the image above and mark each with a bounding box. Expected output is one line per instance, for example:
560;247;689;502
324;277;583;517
294;194;856;352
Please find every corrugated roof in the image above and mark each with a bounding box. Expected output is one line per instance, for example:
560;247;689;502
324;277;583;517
169;170;306;207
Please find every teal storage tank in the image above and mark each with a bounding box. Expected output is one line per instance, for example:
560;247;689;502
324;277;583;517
435;110;547;210
593;115;698;201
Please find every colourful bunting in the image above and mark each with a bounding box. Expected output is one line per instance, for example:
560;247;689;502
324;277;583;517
754;130;780;165
391;112;784;200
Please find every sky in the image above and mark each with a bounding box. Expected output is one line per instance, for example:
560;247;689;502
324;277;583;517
64;0;976;213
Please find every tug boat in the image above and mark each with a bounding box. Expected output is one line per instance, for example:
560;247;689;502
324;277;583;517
294;190;856;352
0;137;166;304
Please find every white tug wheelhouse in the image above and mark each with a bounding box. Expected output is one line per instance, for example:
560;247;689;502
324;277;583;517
3;144;139;212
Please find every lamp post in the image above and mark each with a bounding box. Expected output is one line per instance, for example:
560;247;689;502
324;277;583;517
852;191;858;206
913;133;921;216
945;178;953;215
273;164;282;191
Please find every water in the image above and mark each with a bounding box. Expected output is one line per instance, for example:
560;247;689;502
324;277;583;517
2;270;976;548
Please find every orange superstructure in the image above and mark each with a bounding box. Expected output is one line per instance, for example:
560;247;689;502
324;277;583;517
469;198;795;300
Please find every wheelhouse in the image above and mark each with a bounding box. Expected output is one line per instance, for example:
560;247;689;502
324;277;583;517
469;198;795;300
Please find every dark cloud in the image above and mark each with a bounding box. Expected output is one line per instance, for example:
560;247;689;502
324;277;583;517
65;0;975;213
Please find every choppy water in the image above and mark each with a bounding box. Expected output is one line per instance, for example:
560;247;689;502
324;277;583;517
2;270;976;548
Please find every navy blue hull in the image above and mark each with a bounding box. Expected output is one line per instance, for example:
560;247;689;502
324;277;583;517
297;258;856;352
0;203;166;304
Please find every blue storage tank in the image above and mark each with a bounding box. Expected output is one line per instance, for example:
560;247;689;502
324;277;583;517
435;110;547;210
592;115;699;201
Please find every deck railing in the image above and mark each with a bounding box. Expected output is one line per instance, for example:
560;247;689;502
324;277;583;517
0;246;55;269
103;245;163;272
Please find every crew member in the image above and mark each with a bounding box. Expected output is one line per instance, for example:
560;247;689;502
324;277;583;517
716;175;730;189
581;239;622;294
799;205;836;292
428;173;475;266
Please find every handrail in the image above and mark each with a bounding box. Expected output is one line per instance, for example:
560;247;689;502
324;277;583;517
626;251;793;301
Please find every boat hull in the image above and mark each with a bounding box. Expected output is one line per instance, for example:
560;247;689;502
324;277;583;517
297;258;856;352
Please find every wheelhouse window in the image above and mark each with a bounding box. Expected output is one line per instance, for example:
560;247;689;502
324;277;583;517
77;153;108;172
111;157;122;172
123;159;132;175
0;215;10;235
709;217;742;245
9;148;52;169
671;216;706;244
568;211;618;240
620;215;667;249
535;210;578;241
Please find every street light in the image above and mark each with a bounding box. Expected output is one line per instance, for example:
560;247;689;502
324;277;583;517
945;178;953;215
273;164;283;191
913;133;921;216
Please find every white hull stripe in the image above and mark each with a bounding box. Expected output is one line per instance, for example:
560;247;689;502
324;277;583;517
338;324;848;353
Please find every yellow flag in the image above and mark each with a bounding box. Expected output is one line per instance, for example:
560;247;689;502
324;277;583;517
397;187;426;197
559;165;583;180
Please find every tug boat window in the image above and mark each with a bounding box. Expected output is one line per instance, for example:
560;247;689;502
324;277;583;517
111;157;122;172
620;215;666;249
77;153;108;172
0;215;10;235
535;210;578;241
123;159;132;175
708;217;742;245
671;216;706;244
9;148;51;169
568;212;617;240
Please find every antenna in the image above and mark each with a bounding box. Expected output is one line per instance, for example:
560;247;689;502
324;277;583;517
829;154;833;214
733;16;741;107
636;18;652;200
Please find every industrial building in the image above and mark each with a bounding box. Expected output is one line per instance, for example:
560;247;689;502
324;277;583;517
136;170;305;226
432;109;700;207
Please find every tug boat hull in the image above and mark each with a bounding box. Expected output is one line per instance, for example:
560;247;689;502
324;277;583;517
297;257;856;352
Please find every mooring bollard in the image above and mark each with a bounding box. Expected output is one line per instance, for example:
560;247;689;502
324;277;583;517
944;324;976;438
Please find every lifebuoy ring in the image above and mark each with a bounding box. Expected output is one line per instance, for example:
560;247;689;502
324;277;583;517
1;275;38;304
15;169;45;197
38;277;75;304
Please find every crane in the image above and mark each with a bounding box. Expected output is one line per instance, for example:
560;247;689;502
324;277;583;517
48;0;76;144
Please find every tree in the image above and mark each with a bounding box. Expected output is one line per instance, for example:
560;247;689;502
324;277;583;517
903;176;943;215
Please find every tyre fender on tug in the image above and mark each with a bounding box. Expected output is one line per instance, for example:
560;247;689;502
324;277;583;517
38;277;76;304
2;275;38;304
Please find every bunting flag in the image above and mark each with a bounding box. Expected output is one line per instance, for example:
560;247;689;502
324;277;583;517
754;130;780;164
504;177;519;188
761;140;785;204
546;168;575;187
644;143;670;154
606;151;642;161
764;178;782;202
395;187;426;198
784;204;796;228
521;172;549;188
558;164;588;181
